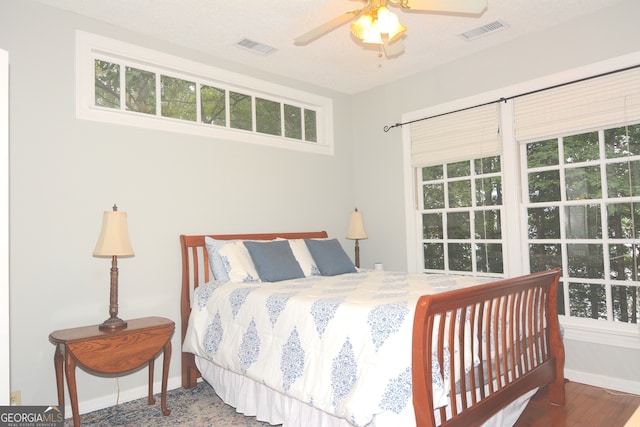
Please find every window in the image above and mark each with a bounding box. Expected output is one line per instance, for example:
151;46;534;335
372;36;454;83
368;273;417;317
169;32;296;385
78;31;333;155
410;102;503;276
524;124;640;323
404;61;640;342
419;156;504;275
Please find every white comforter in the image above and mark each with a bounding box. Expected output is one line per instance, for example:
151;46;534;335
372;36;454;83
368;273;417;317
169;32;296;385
183;270;489;427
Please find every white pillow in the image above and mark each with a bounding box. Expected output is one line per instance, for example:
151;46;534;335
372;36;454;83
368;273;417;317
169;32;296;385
285;238;320;277
204;237;234;282
217;241;260;283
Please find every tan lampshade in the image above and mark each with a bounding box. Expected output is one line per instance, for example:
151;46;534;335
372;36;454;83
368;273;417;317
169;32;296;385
346;209;368;240
93;210;134;257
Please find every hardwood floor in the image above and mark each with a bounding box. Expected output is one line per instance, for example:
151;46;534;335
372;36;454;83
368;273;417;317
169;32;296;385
515;381;640;427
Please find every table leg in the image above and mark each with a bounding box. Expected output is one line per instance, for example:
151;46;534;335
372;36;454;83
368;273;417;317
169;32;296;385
53;344;65;408
161;340;171;416
148;358;155;405
64;350;80;427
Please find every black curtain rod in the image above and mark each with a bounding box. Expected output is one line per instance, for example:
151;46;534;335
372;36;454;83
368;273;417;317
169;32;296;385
383;63;640;133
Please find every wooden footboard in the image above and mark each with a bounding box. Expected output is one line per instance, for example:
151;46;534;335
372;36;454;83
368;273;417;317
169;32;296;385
179;231;328;389
412;268;565;427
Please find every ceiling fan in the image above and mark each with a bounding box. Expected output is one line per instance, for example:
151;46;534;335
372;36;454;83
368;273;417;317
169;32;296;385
294;0;488;58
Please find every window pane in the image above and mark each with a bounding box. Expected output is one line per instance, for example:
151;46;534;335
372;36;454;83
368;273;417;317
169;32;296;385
569;282;606;319
161;76;196;121
557;281;566;316
528;206;560;239
475;210;501;239
612;284;639;323
95;60;120;109
201;85;226;126
609;244;639;281
125;66;156;114
527;139;559;168
448;180;471;207
447;212;470;239
230;91;252;131
256;97;281;136
422;213;443;239
529;243;562;273
423;183;444;209
474;156;501;175
447;161;470;178
284;104;302;139
565;166;601;200
606;160;640;198
567;244;604;279
605;123;640;159
565;205;602;239
476;243;503;273
476;176;502;206
607;203;640;238
304;109;317;142
422;165;443;181
423;243;444;270
528;170;561;202
563;132;599;163
448;243;472;271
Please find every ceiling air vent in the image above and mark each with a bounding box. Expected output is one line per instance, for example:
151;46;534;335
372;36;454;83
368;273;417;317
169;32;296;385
459;20;507;41
236;38;278;56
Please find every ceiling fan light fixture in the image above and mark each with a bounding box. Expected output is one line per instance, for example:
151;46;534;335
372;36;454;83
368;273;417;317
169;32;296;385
385;20;407;43
350;6;406;45
376;7;405;41
350;13;375;41
362;27;383;44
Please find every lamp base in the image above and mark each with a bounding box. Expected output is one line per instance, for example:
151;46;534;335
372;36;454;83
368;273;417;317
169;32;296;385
99;316;128;331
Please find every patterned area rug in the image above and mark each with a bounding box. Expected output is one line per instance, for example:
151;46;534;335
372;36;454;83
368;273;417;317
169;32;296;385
64;381;280;427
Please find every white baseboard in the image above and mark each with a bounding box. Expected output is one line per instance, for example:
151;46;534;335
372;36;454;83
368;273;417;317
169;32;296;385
68;375;184;417
565;369;640;395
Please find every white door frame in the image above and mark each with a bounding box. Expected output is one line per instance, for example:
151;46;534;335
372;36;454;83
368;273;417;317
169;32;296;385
0;48;10;404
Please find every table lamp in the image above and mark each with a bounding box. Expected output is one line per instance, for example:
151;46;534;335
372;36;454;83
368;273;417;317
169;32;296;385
346;207;367;268
93;204;134;331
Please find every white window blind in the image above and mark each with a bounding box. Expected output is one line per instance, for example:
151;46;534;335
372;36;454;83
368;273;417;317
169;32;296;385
410;103;501;168
514;66;640;142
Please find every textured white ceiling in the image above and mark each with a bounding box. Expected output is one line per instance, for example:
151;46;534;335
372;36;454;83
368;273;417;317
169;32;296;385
34;0;627;94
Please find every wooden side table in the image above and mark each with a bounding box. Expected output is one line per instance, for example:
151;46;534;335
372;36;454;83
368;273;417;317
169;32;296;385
49;316;174;427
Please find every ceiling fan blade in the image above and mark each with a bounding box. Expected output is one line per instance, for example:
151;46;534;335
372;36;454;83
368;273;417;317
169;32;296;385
404;0;487;14
294;10;362;45
383;37;405;58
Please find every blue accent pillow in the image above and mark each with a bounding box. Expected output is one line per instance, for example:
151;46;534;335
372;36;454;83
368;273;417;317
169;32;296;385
243;240;305;282
304;238;357;276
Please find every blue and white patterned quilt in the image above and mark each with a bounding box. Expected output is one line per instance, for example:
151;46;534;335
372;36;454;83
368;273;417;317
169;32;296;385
183;270;489;426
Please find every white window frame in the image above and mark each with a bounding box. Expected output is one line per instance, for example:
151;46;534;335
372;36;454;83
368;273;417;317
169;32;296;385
415;157;506;278
76;31;334;155
402;51;640;349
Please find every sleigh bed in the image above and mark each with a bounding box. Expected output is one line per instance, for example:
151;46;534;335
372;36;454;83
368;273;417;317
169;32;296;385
180;231;565;427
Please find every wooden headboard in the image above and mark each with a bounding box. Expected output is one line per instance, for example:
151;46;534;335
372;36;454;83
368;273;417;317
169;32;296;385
179;231;328;388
